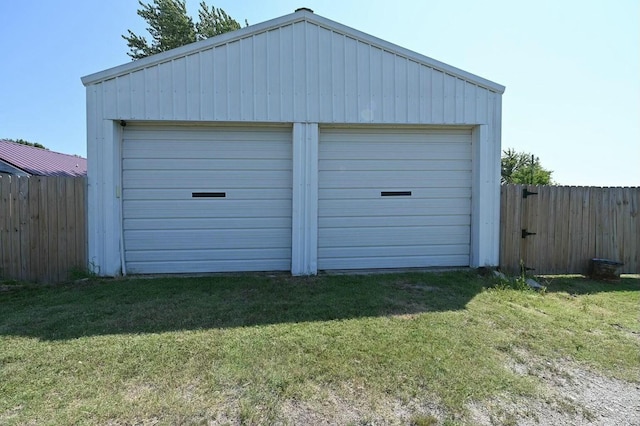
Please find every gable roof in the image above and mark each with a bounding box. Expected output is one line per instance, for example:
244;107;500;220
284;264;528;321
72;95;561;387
0;140;87;177
82;9;504;94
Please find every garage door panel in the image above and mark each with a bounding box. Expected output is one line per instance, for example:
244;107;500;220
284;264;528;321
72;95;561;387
319;255;470;270
319;215;469;228
319;170;471;181
319;227;470;247
127;248;291;262
127;259;289;274
319;197;470;209
321;195;471;209
318;127;471;270
123;170;291;187
319;199;471;218
320;129;471;143
320;159;472;171
124;217;291;231
124;188;292;201
124;127;287;141
123;177;291;190
124;200;291;219
319;176;471;189
124;143;290;159
124;158;292;171
318;142;471;161
320;244;470;258
126;229;291;251
319;187;472;200
319;207;469;217
320;132;471;141
122;125;292;274
319;145;471;161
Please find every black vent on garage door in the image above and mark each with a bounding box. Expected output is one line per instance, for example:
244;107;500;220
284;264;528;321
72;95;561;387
192;192;226;198
381;191;412;197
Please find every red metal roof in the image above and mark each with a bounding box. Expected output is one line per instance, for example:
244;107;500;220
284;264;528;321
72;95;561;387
0;140;87;177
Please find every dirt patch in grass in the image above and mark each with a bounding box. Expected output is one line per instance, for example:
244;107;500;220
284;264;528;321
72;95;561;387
470;351;640;426
392;281;441;292
278;385;446;426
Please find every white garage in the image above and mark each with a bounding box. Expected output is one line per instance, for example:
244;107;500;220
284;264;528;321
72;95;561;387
82;9;504;277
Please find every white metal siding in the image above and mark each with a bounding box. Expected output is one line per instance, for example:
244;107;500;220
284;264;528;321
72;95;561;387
122;125;292;273
318;128;472;270
93;21;498;126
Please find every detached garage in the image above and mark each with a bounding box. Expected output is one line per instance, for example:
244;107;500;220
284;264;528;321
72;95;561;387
82;8;504;277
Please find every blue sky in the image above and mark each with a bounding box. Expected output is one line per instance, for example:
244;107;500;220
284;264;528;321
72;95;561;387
1;0;638;186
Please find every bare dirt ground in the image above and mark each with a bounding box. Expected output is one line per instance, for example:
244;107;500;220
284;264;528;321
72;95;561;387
469;354;640;426
276;356;640;425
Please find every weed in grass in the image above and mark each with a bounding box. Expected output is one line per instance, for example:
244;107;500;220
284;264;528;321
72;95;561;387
238;398;267;426
491;410;519;426
68;259;101;282
68;266;97;281
487;271;537;293
409;413;439;426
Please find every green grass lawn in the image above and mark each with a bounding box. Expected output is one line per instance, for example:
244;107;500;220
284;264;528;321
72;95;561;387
1;271;638;425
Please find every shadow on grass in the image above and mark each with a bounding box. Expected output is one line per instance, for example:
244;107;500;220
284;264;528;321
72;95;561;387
0;271;488;341
1;272;637;341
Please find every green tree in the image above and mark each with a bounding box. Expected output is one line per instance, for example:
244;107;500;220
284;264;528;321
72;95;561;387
123;0;244;60
3;138;47;150
501;148;554;185
195;2;245;40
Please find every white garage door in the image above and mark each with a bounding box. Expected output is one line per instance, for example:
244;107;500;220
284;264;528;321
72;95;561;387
318;127;472;270
122;125;292;274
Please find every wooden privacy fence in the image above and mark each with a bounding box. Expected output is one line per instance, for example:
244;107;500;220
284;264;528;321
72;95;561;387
0;175;87;283
2;177;637;282
500;184;639;275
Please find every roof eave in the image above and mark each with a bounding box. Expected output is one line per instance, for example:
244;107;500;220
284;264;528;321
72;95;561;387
305;13;505;94
0;159;31;176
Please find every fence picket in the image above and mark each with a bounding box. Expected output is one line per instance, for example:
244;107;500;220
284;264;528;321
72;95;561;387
65;178;77;273
27;177;41;282
568;187;581;273
537;185;550;273
75;177;87;271
577;187;593;271
10;178;20;279
0;176;11;279
545;185;557;273
18;177;29;279
631;188;640;273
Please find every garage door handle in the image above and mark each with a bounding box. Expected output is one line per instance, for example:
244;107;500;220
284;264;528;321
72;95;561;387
192;192;226;198
381;191;412;196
